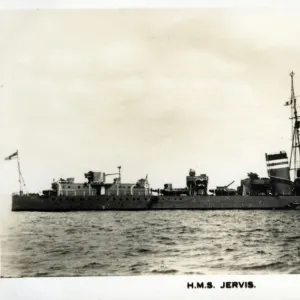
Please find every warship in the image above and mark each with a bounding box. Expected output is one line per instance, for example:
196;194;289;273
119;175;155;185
9;72;300;211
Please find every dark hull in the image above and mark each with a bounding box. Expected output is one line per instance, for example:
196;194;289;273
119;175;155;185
11;194;300;211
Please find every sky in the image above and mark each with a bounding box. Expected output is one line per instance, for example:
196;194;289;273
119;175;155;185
1;9;300;194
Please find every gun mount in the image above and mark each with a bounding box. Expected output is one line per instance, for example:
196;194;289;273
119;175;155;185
209;180;237;196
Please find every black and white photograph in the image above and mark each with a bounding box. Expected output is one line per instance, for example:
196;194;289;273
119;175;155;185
1;8;300;279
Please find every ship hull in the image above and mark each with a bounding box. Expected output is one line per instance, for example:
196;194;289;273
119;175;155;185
11;194;300;211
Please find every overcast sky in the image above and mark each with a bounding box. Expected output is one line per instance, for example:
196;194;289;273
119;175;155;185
1;9;300;194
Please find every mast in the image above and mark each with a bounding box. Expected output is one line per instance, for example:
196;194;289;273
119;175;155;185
16;150;27;195
286;71;300;180
118;165;121;183
106;166;122;183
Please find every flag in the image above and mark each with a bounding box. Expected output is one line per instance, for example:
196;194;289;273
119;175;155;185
4;151;18;161
285;100;293;106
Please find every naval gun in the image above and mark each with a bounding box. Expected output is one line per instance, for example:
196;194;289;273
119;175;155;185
209;180;237;196
159;183;189;196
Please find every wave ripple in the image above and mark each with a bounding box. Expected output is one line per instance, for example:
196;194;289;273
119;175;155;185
1;209;300;277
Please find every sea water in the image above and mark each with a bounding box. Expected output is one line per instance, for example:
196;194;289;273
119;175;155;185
1;195;300;277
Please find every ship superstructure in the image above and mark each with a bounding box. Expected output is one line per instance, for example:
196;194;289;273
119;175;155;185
46;167;151;198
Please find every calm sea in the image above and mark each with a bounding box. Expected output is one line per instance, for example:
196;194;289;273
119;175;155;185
1;195;300;277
